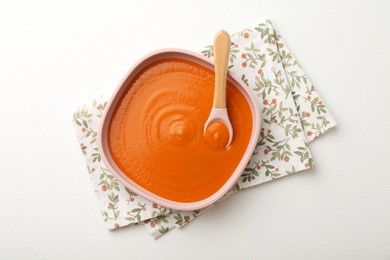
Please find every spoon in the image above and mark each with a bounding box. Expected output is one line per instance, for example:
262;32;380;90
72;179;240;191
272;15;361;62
204;30;233;147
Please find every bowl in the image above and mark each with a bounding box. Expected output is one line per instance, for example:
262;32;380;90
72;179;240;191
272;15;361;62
98;49;260;210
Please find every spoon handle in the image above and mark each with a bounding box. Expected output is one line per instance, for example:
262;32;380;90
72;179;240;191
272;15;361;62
213;30;231;108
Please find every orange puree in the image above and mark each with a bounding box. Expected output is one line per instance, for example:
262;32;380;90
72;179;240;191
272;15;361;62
108;58;253;202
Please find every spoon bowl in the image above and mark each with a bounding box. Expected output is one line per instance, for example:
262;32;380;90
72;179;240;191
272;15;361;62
204;107;233;147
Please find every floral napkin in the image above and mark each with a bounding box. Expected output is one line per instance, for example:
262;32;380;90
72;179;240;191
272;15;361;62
73;19;336;238
73;97;173;231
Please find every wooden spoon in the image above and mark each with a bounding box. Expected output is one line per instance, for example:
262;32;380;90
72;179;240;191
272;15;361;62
204;30;233;147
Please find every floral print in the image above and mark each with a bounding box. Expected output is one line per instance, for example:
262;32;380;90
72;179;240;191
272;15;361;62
144;20;336;237
73;98;173;230
73;20;336;238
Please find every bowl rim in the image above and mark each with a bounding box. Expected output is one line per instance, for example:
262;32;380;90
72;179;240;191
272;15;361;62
98;48;261;211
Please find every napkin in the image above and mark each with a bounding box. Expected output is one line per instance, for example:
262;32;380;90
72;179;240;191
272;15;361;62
72;19;336;238
143;19;337;238
73;97;173;230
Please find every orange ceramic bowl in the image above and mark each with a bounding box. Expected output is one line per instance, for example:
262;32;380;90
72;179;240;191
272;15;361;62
98;49;260;210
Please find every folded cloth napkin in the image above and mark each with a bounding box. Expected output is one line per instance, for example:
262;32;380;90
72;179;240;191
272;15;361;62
73;98;173;230
142;19;337;238
73;19;336;238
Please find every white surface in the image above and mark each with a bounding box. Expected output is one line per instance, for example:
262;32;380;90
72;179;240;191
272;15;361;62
1;0;390;259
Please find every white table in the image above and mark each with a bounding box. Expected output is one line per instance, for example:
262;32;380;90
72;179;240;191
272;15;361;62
1;0;389;259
